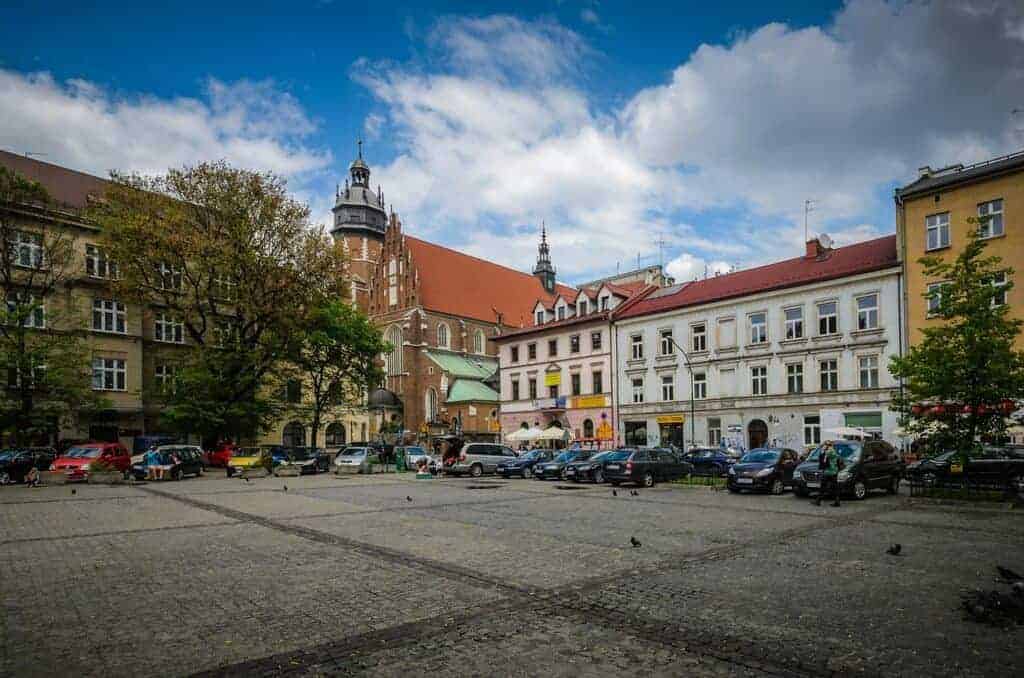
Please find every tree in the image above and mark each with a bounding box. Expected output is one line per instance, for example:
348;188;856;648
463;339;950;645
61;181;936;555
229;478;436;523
0;167;106;446
890;221;1024;469
89;162;348;444
284;300;387;449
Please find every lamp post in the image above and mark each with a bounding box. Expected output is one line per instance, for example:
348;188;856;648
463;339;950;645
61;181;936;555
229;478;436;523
665;336;696;452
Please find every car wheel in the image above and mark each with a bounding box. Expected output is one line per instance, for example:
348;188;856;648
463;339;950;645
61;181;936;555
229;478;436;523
594;469;604;484
226;468;233;478
727;485;740;493
853;478;868;500
0;471;8;485
1006;474;1023;498
641;472;654;488
887;475;899;494
172;469;182;481
770;479;784;495
561;469;568;481
522;468;532;479
470;464;483;478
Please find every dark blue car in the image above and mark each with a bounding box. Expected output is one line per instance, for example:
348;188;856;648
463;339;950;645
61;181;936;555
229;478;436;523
683;448;735;476
496;449;554;478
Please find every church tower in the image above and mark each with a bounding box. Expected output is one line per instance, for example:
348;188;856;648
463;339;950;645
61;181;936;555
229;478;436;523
331;140;388;311
532;223;556;293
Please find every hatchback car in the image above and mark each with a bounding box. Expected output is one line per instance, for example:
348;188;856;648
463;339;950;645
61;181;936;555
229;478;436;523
203;442;236;468
726;447;800;494
333;446;374;473
602;448;692;487
793;440;902;499
131;445;205;480
565;449;627;483
0;448;56;484
226;447;270;477
273;447;329;475
683;448;735;476
905;445;1023;494
496;449;552;478
50;442;131;481
534;449;593;480
446;443;518;477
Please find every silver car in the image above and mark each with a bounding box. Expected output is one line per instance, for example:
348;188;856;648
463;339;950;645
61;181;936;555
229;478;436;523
333;446;373;473
447;443;518;477
399;446;432;471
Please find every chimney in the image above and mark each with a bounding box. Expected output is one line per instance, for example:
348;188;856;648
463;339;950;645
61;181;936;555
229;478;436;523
805;236;832;260
918;166;933;179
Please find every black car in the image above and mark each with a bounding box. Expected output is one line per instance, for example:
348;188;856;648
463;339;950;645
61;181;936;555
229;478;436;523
565;449;627;483
603;448;693;488
793;440;902;499
496;449;553;478
534;449;592;480
683;448;735;477
0;448;56;484
131;446;205;480
277;447;331;475
906;445;1024;494
727;447;799;494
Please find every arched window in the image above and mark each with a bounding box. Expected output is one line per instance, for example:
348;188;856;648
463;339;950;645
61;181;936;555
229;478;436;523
437;323;450;349
385;325;402;375
325;422;346;447
360;422;367;440
473;329;485;354
425;387;438;422
583;419;595;438
283;421;306;447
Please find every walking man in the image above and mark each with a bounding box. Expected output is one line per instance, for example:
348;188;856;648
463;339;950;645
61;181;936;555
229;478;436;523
814;441;841;507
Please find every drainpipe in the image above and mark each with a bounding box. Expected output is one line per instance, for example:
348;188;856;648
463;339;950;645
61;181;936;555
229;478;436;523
895;191;907;452
611;316;619;446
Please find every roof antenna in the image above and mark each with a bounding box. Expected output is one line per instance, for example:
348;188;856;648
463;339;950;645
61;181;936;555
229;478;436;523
804;199;817;244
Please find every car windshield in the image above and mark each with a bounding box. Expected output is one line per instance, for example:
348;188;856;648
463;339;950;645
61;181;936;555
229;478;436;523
806;442;861;463
341;448;367;457
289;449;314;461
554;451;577;463
67;446;103;458
740;450;780;463
520;449;545;460
404;447;425;456
588;451;614;463
605;450;632;461
0;451;16;462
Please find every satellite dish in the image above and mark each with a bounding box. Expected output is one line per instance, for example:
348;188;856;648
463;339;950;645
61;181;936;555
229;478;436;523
818;233;833;249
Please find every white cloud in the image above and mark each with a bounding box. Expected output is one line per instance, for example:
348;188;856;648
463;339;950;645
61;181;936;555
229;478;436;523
581;9;600;26
665;253;731;282
0;70;330;181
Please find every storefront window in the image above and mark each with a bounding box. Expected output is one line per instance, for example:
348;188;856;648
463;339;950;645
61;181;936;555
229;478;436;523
624;421;647;446
659;423;684;448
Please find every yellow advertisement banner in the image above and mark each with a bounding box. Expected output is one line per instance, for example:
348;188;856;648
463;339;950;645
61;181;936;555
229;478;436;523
656;414;686;424
544;372;561;387
574;395;607;408
596;421;614;440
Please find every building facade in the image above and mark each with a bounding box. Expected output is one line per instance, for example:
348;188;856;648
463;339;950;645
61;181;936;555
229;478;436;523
612;236;903;452
896;150;1023;349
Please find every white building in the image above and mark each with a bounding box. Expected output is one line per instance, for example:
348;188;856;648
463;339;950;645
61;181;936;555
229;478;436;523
611;236;903;451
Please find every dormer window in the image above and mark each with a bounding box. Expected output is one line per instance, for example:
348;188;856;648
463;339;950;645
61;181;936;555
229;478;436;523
600;296;610;311
535;310;544;325
556;305;566;320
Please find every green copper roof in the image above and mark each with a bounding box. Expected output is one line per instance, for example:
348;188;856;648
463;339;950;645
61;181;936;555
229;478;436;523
424;350;497;379
446;379;500;403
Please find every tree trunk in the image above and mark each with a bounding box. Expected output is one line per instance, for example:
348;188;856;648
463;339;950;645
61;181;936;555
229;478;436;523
310;410;320;450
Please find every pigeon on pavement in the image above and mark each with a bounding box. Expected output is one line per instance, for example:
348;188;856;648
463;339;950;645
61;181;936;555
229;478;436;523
887;543;902;556
406;496;412;502
630;536;641;548
612;490;617;497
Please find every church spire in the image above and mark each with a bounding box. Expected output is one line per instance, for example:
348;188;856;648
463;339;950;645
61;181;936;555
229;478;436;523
533;221;556;293
350;138;370;187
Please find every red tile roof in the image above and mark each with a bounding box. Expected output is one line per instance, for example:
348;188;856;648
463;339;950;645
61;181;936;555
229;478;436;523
404;235;576;327
615;235;898;320
494;310;612;340
0;150;109;209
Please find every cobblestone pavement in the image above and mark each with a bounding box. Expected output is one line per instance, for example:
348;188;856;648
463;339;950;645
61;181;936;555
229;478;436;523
1;473;1022;677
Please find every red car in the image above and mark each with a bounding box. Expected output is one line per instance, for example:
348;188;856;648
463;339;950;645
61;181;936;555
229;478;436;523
202;442;236;468
50;442;131;481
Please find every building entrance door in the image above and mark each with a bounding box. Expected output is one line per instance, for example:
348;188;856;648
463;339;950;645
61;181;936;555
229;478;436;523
747;419;768;449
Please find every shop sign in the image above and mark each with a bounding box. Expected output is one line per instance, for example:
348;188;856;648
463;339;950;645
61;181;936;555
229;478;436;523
656;414;686;424
574;395;606;408
544;372;561;387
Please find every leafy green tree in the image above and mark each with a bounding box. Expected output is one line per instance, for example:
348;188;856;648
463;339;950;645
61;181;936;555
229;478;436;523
890;221;1024;469
0;167;107;446
284;300;387;449
89;162;348;444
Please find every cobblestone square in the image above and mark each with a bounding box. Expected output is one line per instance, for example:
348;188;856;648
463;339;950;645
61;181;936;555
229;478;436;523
1;474;1022;677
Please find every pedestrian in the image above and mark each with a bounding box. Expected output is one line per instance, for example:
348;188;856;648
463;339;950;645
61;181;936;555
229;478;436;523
24;466;40;488
815;441;841;507
145;447;161;480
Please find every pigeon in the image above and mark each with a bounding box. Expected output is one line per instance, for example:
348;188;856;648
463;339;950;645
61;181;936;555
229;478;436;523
887;543;902;556
630;536;641;548
997;565;1023;583
244;477;250;483
612;490;617;497
71;488;76;496
406;496;412;502
631;490;639;497
282;485;288;492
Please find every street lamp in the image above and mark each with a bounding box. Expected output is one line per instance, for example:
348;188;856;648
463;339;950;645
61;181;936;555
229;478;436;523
665;336;696;452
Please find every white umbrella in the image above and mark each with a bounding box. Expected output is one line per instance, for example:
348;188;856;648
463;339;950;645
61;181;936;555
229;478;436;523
504;428;537;442
537;426;572;441
825;426;868;439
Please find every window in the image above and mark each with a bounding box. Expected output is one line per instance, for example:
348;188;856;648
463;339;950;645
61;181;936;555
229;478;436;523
214;321;236;348
157;262;182;291
751;366;767;396
556;305;566;320
693;372;707;400
473;330;485;355
820;359;838;391
510;346;519;363
92;299;126;334
717;317;736;348
527;343;537;360
631;377;644;403
859;355;879;388
591;331;602;350
325;423;346;447
528;378;537;399
691;323;707;352
624;421;647;446
992;272;1008;307
212;274;237;301
926;212;950;250
583;419;595;438
784;307;803;339
787;364;803;393
86;245;117;279
803;415;821;446
91;357;126;391
571;373;581;396
708;418;722;447
9;231;43;268
857;293;879;330
7;361;46;389
661;374;675;401
659;328;674;355
548;339;558;357
630;334;644;360
284;379;302;403
600;296;610;311
154;313;184;344
535;310;545;325
592;370;603;394
817;301;838;335
977;199;1003;238
548;383;558;398
385;325;402;375
570;334;580;353
749;312;767;344
387;258;398;307
5;293;44;328
926;282;947;316
511;379;520;400
436;323;450;349
154;363;177;394
425;388;438;422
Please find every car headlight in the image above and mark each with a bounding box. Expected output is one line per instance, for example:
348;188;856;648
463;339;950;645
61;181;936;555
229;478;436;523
82;463;91;471
755;467;773;477
838;470;851;482
728;466;735;475
792;470;802;480
49;464;55;471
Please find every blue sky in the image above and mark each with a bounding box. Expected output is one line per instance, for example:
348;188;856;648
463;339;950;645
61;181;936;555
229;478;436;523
2;1;1023;283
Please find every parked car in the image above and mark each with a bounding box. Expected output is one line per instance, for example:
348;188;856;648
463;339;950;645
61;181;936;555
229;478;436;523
398;445;432;470
131;445;205;480
792;440;901;499
0;448;57;484
726;447;800;494
203;442;237;468
565;449;627;483
333;446;375;473
683;448;735;476
497;449;554;478
445;443;518;478
272;447;329;475
50;442;131;481
534;449;593;480
603;447;693;487
905;445;1024;494
226;447;270;477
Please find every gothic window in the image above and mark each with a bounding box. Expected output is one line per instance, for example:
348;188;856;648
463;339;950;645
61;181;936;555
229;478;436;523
437;323;450;349
385;325;402;375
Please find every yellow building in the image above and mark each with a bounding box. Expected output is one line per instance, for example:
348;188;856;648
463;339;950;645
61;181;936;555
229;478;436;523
0;150;372;450
896;150;1024;348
